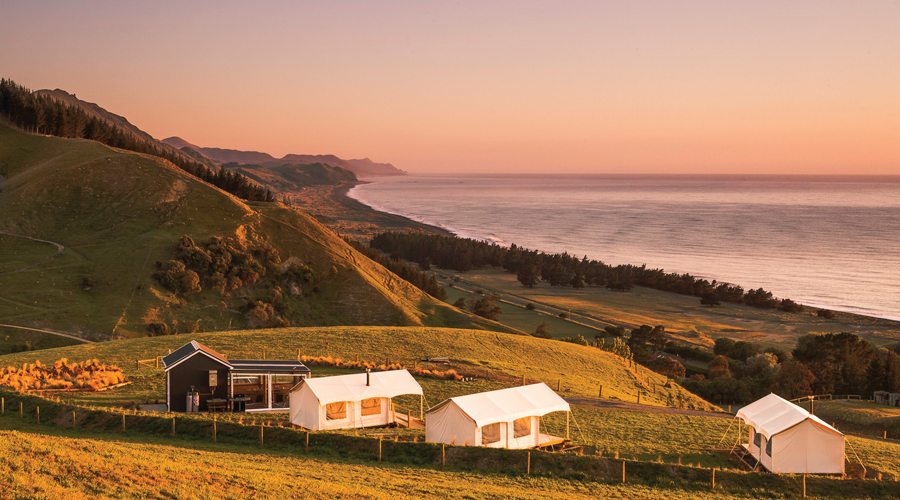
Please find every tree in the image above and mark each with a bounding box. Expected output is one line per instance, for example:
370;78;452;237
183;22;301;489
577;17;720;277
604;325;626;337
700;293;721;307
648;356;686;378
708;355;732;379
713;338;736;356
517;263;540;288
471;295;501;321
534;322;551;338
452;297;467;310
628;325;667;358
817;308;835;319
793;332;878;394
772;360;816;399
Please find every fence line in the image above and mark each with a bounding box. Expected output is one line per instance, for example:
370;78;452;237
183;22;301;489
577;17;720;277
0;390;893;497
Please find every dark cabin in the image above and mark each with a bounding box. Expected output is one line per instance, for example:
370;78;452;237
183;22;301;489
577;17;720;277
163;340;310;412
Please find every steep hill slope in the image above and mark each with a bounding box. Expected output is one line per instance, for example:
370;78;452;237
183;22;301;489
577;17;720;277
225;162;357;192
162;136;406;176
34;89;216;169
0;124;508;341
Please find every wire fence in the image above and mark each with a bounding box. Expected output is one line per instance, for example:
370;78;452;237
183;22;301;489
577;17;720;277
0;390;893;498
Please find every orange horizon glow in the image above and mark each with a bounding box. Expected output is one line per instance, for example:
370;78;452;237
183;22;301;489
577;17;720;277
2;1;899;175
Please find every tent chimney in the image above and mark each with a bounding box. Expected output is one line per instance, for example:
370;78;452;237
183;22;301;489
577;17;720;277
366;368;371;386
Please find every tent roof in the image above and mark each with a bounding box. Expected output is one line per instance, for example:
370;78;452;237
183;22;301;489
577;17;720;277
292;369;422;405
162;340;230;370
736;393;842;439
429;383;570;427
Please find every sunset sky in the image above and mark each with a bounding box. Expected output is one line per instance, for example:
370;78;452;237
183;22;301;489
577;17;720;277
2;1;899;174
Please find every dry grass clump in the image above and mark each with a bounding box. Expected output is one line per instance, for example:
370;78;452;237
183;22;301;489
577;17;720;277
0;358;125;392
298;355;462;381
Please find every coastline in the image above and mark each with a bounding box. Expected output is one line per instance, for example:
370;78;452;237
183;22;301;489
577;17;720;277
343;177;900;329
284;178;450;240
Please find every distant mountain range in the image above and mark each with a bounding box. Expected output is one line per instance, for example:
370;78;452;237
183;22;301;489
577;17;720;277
162;136;406;177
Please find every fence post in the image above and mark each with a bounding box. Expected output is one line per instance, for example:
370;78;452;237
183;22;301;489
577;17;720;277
305;431;310;450
441;444;446;466
72;410;77;429
121;413;126;432
884;430;888;440
521;374;526;386
378;436;383;462
802;473;807;497
19;401;23;418
598;385;603;399
557;379;561;391
259;423;264;447
711;467;716;490
621;460;626;484
637;392;641;405
155;357;159;369
36;406;40;424
526;451;531;475
212;414;217;443
1;396;4;416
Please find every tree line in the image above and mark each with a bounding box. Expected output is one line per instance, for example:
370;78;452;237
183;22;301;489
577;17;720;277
0;78;274;202
670;333;900;403
369;232;796;311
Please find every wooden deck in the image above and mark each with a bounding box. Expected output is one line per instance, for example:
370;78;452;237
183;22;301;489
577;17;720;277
393;412;424;429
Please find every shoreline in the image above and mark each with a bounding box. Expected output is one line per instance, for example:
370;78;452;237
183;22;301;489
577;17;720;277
344;178;900;326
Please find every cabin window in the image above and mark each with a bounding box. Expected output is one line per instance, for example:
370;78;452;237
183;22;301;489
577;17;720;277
753;431;761;448
273;375;297;384
233;376;261;386
482;423;501;444
361;398;382;416
765;437;773;457
326;402;347;420
513;417;531;438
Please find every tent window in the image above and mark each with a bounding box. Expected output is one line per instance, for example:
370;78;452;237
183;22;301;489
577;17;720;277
482;423;501;444
361;398;382;416
753;431;761;448
326;402;347;420
765;437;772;457
513;417;531;438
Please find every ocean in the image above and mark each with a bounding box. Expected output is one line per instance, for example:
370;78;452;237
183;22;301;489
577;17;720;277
348;174;900;321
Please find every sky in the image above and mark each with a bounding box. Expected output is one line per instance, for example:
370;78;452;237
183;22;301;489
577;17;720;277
2;1;900;174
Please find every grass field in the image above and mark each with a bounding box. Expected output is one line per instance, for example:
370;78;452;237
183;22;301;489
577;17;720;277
445;268;900;350
810;400;900;441
0;326;711;410
444;285;598;339
0;421;626;499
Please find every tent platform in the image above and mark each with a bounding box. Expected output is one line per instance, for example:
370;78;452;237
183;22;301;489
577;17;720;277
534;434;568;449
393;412;424;429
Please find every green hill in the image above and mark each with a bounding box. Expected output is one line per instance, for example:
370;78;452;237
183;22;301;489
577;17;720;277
0;125;507;341
0;326;712;410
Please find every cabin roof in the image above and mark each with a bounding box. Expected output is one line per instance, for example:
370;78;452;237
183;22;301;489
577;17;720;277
162;340;231;370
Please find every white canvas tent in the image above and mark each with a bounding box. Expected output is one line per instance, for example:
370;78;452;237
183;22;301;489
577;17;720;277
425;383;570;449
735;393;844;474
289;369;423;430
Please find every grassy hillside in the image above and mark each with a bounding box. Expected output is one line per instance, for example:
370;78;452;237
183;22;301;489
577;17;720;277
0;326;712;410
0;125;505;342
447;268;900;350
